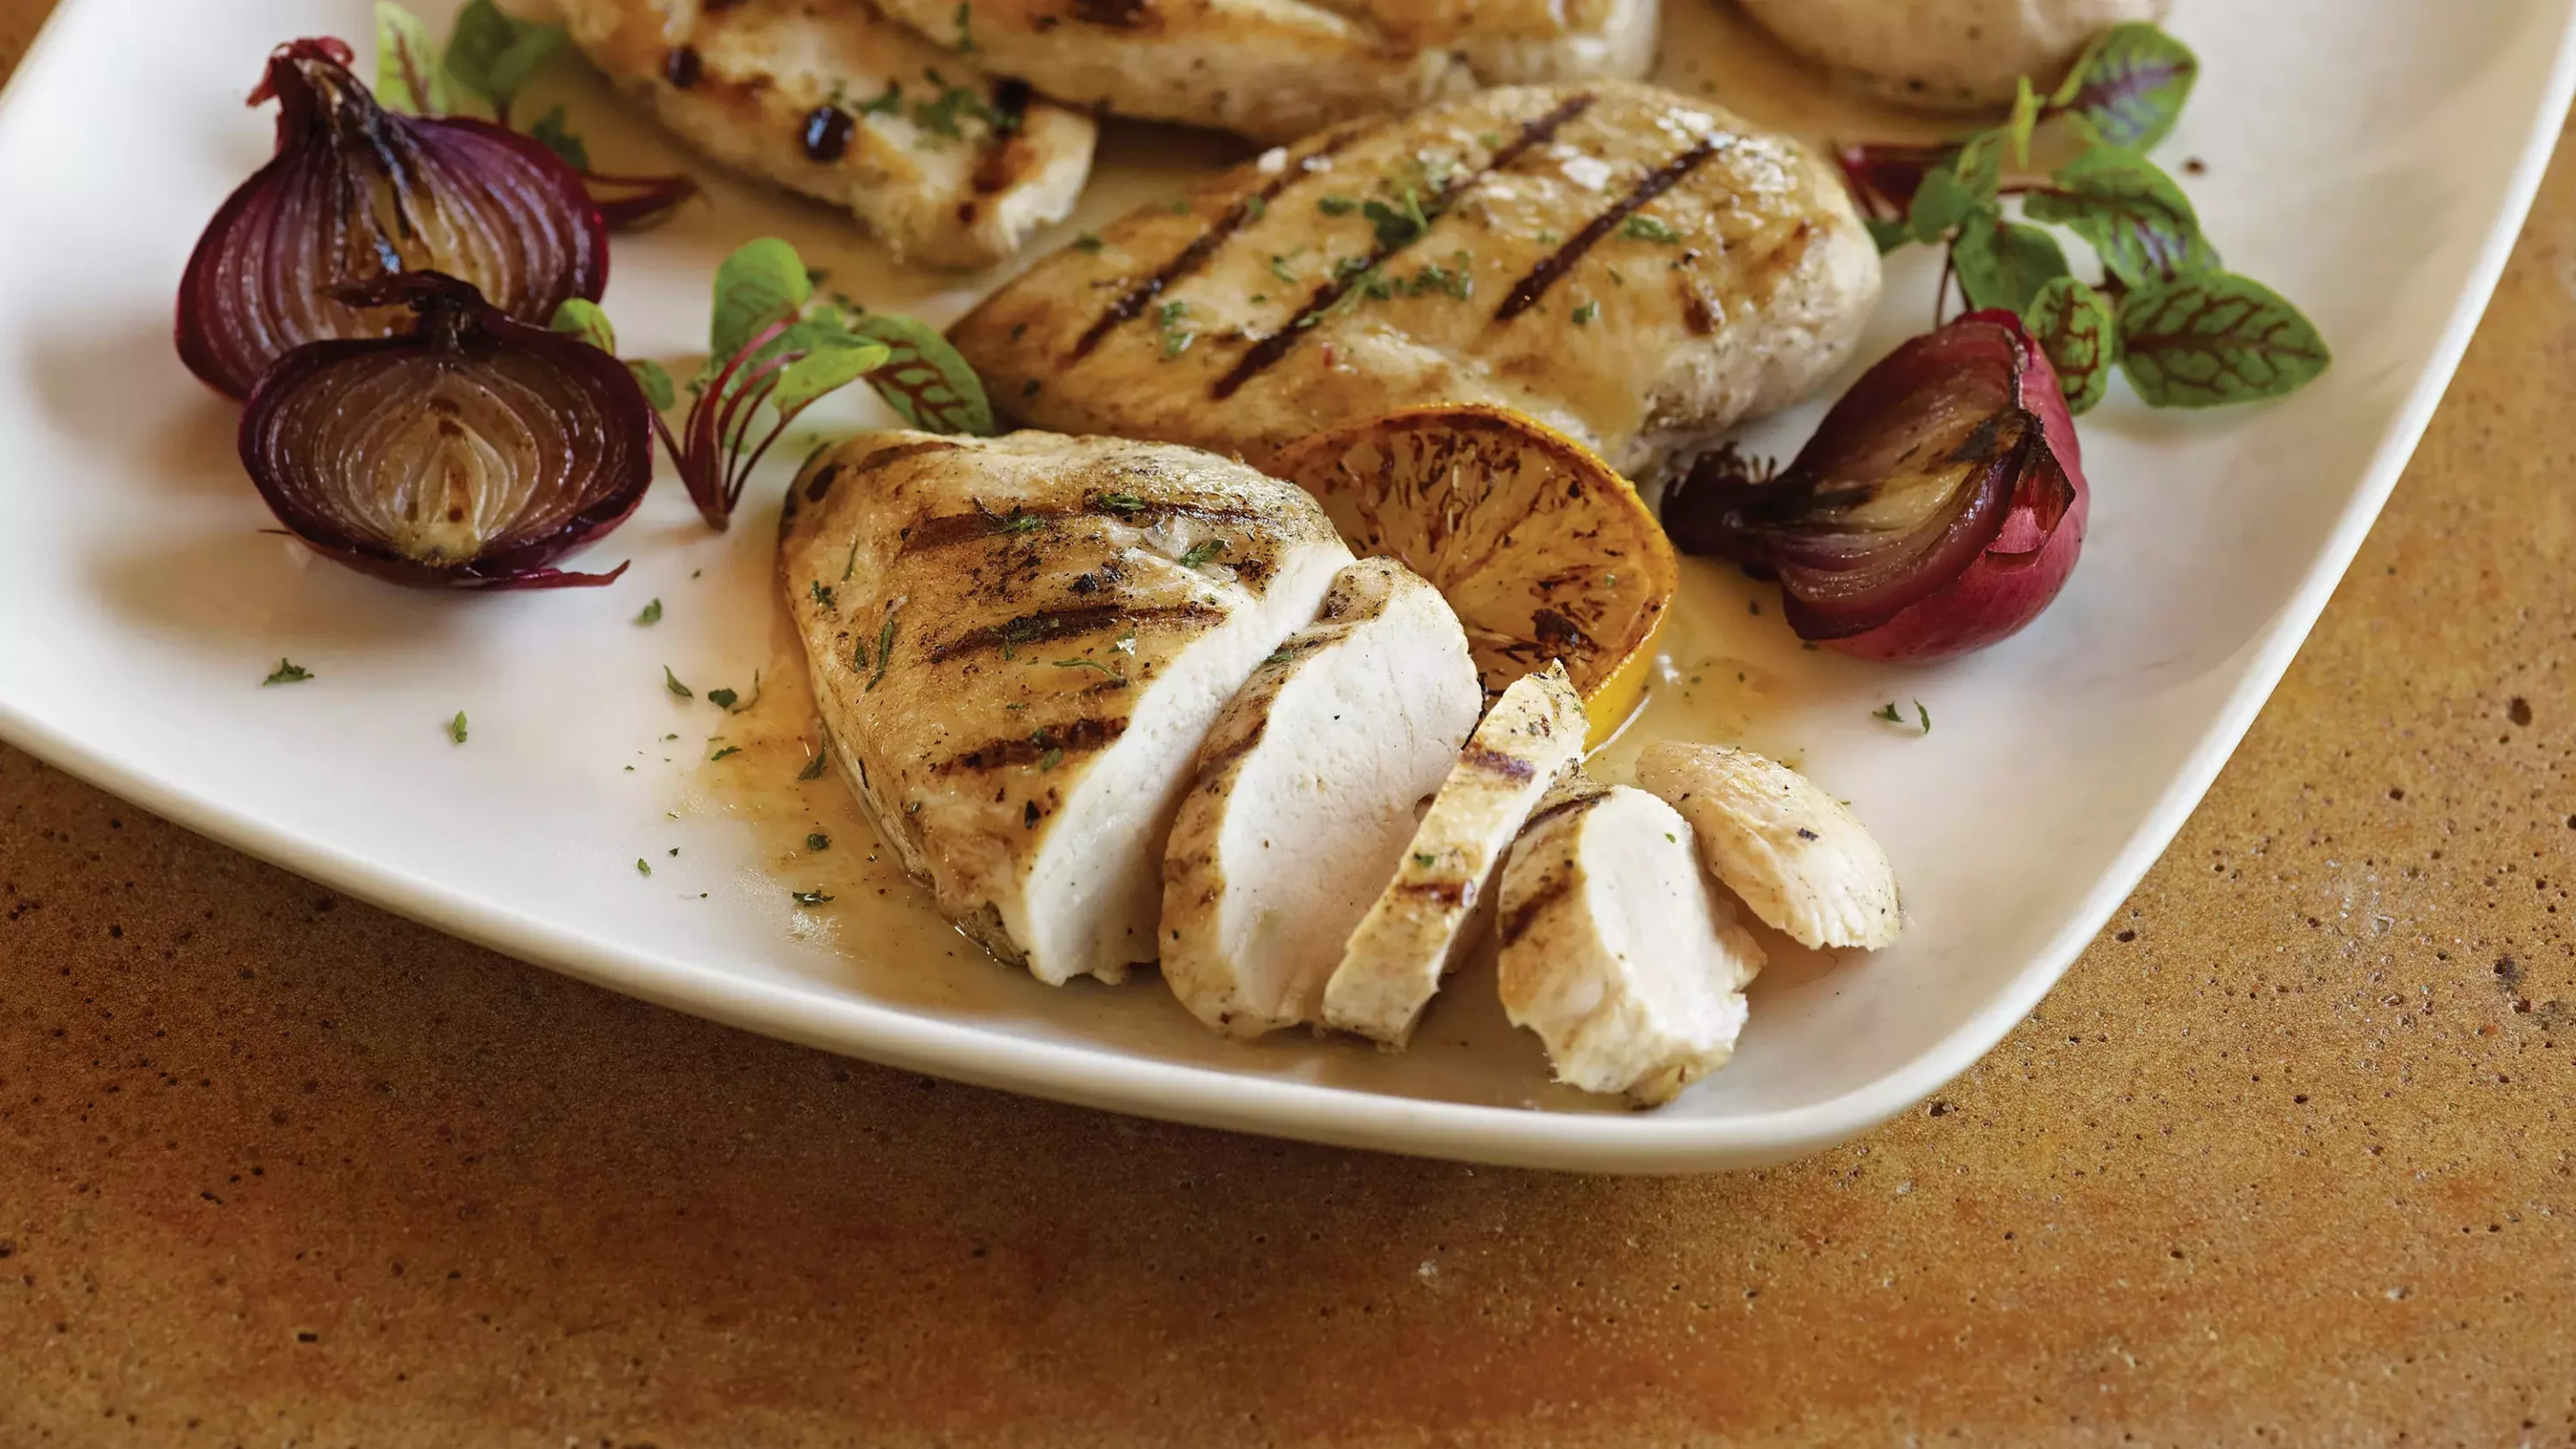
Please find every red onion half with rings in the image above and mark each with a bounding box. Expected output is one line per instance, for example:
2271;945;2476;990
1663;309;2089;661
177;38;607;399
238;272;653;591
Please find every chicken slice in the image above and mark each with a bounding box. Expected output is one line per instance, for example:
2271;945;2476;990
1496;778;1767;1105
1161;559;1482;1038
949;81;1880;483
557;0;1094;267
1633;741;1902;951
779;430;1353;984
1320;662;1586;1047
870;0;1655;143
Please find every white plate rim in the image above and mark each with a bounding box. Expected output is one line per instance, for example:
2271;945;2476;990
4;0;2571;1172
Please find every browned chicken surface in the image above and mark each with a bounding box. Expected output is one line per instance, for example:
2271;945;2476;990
947;82;1880;483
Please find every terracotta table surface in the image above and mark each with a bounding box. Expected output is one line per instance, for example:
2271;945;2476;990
7;7;2576;1447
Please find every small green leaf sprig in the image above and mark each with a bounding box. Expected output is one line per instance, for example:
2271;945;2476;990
552;237;996;530
372;1;699;228
1839;24;2329;413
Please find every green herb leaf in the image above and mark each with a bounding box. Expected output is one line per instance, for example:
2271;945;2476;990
444;1;565;114
791;889;834;906
635;597;663;626
807;832;831;851
628;360;675;411
1905;166;1982;243
1571;301;1598;326
1952;217;2070;313
809;580;836;611
1156;300;1193;360
548;297;616;353
2022;275;2118;415
1318;195;1359;216
1093;492;1148;514
1916;700;1932;734
844;313;996;435
263;658;313;686
867;615;896;691
1361;191;1431;250
2023;145;2218;287
856;80;903;118
1619;214;1683;244
1412;852;1437;868
707;688;739;710
708;237;812;366
1052;657;1126;683
1864;216;1911;255
446;710;468;744
1072;231;1105;253
1177;538;1227;568
953;0;976;49
663;665;692;699
709;744;741;761
2117;272;2331;407
798;753;828;781
373;3;449;114
1268;248;1303;284
770;338;895;417
2006;75;2042;168
636;858;652;877
1871;701;1902;724
527;106;589;170
1038;746;1063;772
2050;23;2199;152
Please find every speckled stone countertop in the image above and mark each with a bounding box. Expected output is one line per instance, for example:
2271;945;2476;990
5;5;2573;1445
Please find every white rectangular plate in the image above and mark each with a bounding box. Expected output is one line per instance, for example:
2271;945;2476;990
2;0;2567;1171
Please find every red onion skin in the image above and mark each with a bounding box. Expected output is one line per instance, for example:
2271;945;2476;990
177;39;608;400
1828;317;2089;660
238;273;652;591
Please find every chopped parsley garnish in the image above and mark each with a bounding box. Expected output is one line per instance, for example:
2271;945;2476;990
1362;189;1431;250
1038;746;1063;772
1052;657;1127;684
1476;131;1503;148
798;753;828;781
997;510;1046;534
807;832;831;851
262;658;312;686
1917;700;1933;733
842;538;861;581
707;687;740;710
635;858;651;877
1156;300;1193;360
1572;301;1598;326
1072;231;1105;253
1265;647;1294;665
866;615;896;691
1620;214;1682;243
791;889;834;906
446;711;468;745
911;70;1008;140
1317;195;1359;216
634;597;663;625
1871;701;1902;723
1268;247;1304;284
663;665;692;699
1873;699;1931;734
1412;852;1437;868
1178;538;1227;568
809;580;836;610
857;80;903;118
1245;194;1267;220
1093;492;1148;513
952;1;975;50
709;744;741;761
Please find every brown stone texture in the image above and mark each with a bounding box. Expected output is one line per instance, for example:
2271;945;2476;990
4;4;2574;1445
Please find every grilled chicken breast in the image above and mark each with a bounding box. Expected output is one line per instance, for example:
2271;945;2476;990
780;430;1352;985
1737;0;2169;111
950;82;1881;482
870;0;1655;142
1496;775;1767;1105
1321;662;1586;1047
1162;559;1481;1038
557;0;1095;266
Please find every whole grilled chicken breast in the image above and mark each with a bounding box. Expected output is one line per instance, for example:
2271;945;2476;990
556;0;1095;266
870;0;1656;142
948;82;1881;483
780;431;1353;985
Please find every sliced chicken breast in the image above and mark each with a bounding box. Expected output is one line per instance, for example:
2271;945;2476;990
780;430;1353;985
557;0;1094;266
1634;741;1902;951
1496;778;1767;1105
1321;662;1586;1047
870;0;1655;142
1161;558;1481;1038
1737;0;2169;112
949;81;1881;483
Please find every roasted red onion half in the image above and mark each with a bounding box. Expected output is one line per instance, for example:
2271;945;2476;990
177;38;607;399
1665;309;2089;661
239;272;652;590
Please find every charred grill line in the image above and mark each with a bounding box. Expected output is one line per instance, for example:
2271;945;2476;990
927;602;1224;663
936;716;1129;775
1495;136;1724;322
1210;93;1598;400
898;498;1267;555
1070;127;1375;361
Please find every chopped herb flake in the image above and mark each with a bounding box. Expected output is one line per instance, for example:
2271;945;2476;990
1094;492;1148;513
1072;230;1105;252
709;744;742;761
446;710;468;744
1156;300;1193;359
997;510;1046;534
1178;538;1227;568
809;580;836;609
1038;746;1063;772
1572;301;1598;325
1265;647;1294;665
867;615;896;691
857;80;903;117
636;858;651;877
807;832;831;851
1052;657;1127;683
1318;195;1359;216
707;687;740;710
663;666;692;699
635;597;663;625
798;753;828;781
1413;852;1437;868
791;889;834;906
953;1;975;49
1917;700;1932;733
1620;214;1683;243
1872;701;1903;724
1269;247;1304;284
1246;194;1267;219
262;658;312;686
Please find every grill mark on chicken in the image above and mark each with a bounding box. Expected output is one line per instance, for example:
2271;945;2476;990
899;497;1266;554
1394;878;1469;905
1498;873;1573;948
1496;135;1725;322
1210;92;1597;400
933;716;1130;775
927;602;1224;662
1458;743;1539;782
1518;787;1608;839
1071;127;1374;361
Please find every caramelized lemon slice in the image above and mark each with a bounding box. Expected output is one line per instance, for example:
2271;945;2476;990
1270;405;1678;747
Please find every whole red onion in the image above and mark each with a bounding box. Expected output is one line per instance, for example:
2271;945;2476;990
177;38;607;400
1664;309;2088;661
238;272;652;590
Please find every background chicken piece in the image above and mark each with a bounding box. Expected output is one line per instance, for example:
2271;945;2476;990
1322;663;1588;1048
779;431;1352;986
949;82;1880;485
1496;775;1766;1106
557;0;1094;266
1160;559;1481;1038
1735;0;2170;112
1634;741;1902;952
869;0;1656;143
